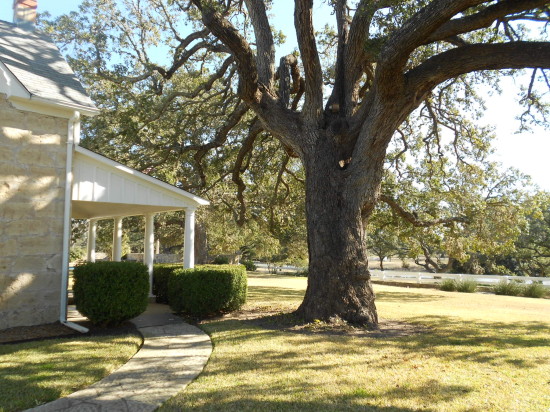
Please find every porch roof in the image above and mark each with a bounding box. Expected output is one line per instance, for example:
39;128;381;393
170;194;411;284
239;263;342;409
71;146;209;220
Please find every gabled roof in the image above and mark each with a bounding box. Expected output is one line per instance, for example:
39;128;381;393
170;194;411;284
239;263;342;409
72;146;210;219
0;19;97;112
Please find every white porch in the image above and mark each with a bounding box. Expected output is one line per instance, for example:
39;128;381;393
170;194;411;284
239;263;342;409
70;145;209;293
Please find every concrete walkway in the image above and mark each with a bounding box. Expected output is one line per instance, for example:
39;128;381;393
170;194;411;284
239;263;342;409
27;304;212;412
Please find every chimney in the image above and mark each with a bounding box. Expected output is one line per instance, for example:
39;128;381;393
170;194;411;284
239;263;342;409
13;0;37;29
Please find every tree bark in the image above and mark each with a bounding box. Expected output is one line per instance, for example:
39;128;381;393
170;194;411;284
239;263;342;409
296;133;378;327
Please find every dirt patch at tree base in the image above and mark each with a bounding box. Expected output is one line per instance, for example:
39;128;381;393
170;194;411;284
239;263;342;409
251;313;428;338
203;308;429;338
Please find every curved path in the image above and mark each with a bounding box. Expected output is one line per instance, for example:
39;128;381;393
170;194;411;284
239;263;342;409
27;304;212;412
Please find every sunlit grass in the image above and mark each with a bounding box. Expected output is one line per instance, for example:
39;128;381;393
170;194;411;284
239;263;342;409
161;274;550;411
0;334;142;412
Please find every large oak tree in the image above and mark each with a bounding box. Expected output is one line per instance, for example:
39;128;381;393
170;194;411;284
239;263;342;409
48;0;550;326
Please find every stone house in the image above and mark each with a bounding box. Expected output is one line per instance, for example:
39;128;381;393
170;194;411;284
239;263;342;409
0;6;208;330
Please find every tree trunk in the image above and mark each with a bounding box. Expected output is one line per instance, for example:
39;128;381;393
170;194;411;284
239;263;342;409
296;138;378;327
194;221;209;264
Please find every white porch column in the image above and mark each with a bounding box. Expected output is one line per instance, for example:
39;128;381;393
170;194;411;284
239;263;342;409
112;217;123;262
144;213;155;294
87;219;97;262
184;207;196;269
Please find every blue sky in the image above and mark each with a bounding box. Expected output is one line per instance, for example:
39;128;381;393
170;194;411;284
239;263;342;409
2;0;548;190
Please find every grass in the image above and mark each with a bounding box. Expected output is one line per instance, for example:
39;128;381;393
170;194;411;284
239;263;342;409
0;333;142;412
455;279;478;293
440;279;478;293
160;273;550;412
493;280;525;296
523;282;548;298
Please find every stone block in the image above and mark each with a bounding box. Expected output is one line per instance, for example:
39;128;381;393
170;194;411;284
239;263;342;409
35;133;63;145
0;239;18;256
1;272;36;304
12;255;48;273
18;235;63;255
24;272;60;292
0;145;16;163
0;126;31;144
1;304;59;329
28;165;64;180
48;218;65;234
17;145;56;167
0;164;28;180
25;115;57;135
5;219;47;237
0;202;35;221
34;200;65;219
0;257;11;273
45;254;62;273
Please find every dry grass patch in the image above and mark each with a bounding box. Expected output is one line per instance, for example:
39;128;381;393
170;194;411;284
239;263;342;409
160;274;550;412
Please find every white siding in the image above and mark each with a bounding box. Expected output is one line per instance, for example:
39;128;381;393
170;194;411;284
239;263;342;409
72;152;197;208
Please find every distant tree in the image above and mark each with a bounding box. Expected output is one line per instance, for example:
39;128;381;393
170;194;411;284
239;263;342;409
514;194;550;276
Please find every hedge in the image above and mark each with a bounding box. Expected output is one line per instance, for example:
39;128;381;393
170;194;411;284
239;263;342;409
168;264;247;317
73;261;149;326
153;264;181;304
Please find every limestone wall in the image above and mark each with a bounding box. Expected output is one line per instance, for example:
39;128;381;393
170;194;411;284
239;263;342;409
0;94;68;329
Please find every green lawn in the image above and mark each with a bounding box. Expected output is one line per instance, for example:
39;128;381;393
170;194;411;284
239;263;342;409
161;273;550;411
0;334;142;412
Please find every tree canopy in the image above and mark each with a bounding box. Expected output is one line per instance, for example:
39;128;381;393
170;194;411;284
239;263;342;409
46;0;550;326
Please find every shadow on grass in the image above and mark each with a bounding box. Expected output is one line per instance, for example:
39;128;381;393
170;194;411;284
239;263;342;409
161;388;424;412
204;311;550;370
0;335;139;412
395;315;550;368
156;312;550;411
162;401;419;412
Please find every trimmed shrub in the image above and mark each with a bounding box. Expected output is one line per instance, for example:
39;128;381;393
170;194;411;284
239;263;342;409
440;279;457;292
213;255;230;265
241;259;257;271
456;280;478;293
493;280;523;296
523;282;547;298
168;264;247;317
73;261;149;326
153;264;181;304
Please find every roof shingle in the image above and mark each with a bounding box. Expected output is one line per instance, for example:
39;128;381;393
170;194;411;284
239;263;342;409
0;19;96;110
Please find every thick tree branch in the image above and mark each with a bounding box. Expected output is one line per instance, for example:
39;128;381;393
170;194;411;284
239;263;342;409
343;0;395;112
233;123;262;226
378;0;485;85
191;0;304;151
327;0;350;115
295;0;324;121
379;194;469;227
406;42;550;103
425;0;550;44
191;0;259;102
193;102;250;187
244;0;275;88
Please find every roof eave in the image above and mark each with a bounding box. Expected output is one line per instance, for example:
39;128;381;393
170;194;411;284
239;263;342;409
29;94;99;116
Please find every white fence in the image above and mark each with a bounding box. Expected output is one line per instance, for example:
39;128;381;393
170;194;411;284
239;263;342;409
253;263;550;288
370;270;550;288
